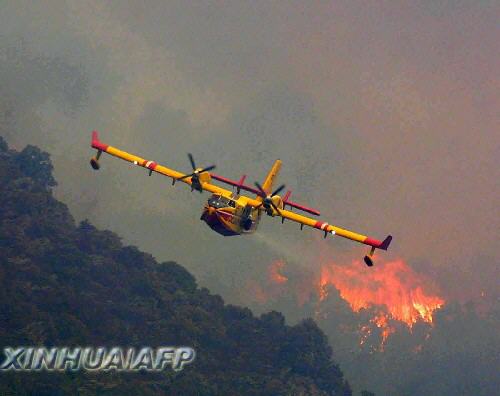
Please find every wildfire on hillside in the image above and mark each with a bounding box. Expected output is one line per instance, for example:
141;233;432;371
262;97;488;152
252;257;445;349
317;259;445;328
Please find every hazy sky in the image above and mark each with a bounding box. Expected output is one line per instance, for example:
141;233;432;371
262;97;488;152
1;1;498;305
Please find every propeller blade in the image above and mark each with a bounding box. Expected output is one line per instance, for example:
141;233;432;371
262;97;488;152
271;202;282;216
254;182;267;197
178;172;195;181
177;154;216;183
199;165;216;173
271;184;286;197
188;153;196;170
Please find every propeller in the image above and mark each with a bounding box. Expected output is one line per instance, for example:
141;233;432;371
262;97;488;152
178;153;216;192
254;182;286;216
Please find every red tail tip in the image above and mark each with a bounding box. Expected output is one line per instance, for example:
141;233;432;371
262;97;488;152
91;130;108;151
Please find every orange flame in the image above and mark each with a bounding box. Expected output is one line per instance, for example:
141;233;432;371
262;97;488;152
317;259;445;328
269;260;288;284
370;312;395;350
264;257;444;347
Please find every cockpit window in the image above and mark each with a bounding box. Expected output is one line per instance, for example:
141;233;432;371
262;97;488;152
207;195;234;209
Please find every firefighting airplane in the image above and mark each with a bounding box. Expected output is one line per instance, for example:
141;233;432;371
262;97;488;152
89;131;392;266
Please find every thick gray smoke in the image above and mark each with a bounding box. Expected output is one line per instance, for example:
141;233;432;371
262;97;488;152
1;2;499;393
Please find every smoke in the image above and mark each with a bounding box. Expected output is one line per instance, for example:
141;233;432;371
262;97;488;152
2;2;499;393
2;1;498;298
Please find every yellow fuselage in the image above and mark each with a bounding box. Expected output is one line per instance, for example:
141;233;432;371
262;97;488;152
200;194;262;236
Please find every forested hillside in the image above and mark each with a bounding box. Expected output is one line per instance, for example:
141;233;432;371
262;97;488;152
0;136;352;395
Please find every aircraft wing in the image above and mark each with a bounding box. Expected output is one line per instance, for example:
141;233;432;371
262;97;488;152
277;207;392;251
90;131;233;196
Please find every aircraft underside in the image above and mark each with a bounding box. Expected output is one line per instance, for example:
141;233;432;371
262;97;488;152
200;206;257;236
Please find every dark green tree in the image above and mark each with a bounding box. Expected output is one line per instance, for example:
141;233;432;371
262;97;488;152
14;144;57;188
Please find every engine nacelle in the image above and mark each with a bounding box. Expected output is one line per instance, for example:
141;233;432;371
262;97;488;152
197;169;212;184
271;195;282;208
263;195;283;216
191;169;212;191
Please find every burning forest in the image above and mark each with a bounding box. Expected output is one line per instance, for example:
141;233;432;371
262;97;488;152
247;257;445;351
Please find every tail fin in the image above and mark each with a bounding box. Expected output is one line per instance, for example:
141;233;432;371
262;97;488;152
91;130;108;152
258;159;282;199
380;235;393;251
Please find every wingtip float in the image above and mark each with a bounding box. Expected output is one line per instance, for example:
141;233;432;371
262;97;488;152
90;131;393;266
